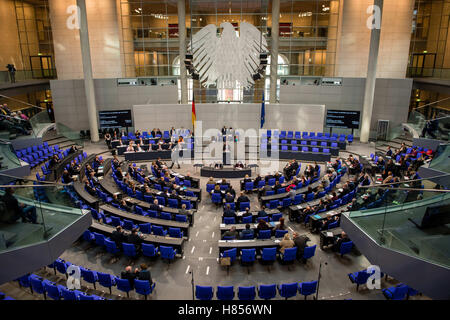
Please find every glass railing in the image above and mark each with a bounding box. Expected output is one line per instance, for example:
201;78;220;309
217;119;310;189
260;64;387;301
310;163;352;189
0;182;86;253
407;111;450;141
0;69;57;84
0;140;22;173
56;122;84;148
406;67;450;79
29;110;53;138
427;143;450;174
347;179;450;269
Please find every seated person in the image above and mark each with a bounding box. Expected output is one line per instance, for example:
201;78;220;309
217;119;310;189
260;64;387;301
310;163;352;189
84;179;96;196
127;228;144;251
61;169;75;184
92;156;104;171
332;231;351;252
68;161;80;176
149;199;162;212
293;232;310;261
223;204;236;218
236;191;250;210
224;192;235;204
49;155;61;168
243;174;252;184
120;266;137;289
68;145;78;154
279;233;295;254
110;225;126;247
222;226;239;239
2;187;37;224
256;219;271;234
136;263;152;284
126;142;135;152
275;217;287;231
240;224;254;239
258;205;268;217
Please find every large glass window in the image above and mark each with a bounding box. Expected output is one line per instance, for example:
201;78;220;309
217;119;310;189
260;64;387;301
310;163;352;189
119;0;340;102
408;0;450;78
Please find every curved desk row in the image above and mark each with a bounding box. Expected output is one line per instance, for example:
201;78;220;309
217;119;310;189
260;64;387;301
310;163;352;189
200;166;252;179
90;221;184;254
263;137;346;150
218;239;280;256
100;204;190;237
123;150;194;161
263;144;339;156
260;150;331;162
259;178;322;203
45;150;83;181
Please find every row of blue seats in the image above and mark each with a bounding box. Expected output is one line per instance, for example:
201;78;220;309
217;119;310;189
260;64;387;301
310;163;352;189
83;229;179;261
17;143;62;169
0;292;15;300
16;273;106;300
262;139;341;147
46;258;154;299
261;145;333;153
37;151;88;182
348;268;420;300
89;209;186;237
195;281;318;300
262;131;353;142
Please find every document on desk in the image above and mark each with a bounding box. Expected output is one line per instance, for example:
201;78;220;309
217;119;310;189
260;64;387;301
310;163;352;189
326;232;334;237
313;214;321;219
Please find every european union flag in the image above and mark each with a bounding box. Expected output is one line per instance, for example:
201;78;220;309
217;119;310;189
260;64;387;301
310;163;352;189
260;91;265;129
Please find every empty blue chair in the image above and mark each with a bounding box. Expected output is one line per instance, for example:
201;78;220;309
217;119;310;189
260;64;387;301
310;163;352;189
268;178;276;186
135;279;156;300
142;243;159;258
83;230;94;243
302;245;317;262
160;212;172;220
139;223;152;234
224;217;235;225
175;214;188;222
278;282;298;300
115;277;132;297
168;199;178;208
240;248;256;268
43;282;62;300
292;146;299;151
293;194;304;204
217;286;235;300
206;184;215;193
168;227;183;238
238;286;256;300
261;247;277;266
269;199;279;209
275;229;288;238
195;285;213;300
123;219;137;231
382;284;409;300
122;243;138;258
61;287;81;300
152;225;167;236
298;281;318;300
312;147;319;153
81;268;98;290
104;239;120;255
280;247;297;265
271;213;282;222
30;277;47;299
339;241;353;257
302;147;309;152
97;272;116;294
258;229;271;239
160;246;177;263
258;284;277;300
348;270;371;291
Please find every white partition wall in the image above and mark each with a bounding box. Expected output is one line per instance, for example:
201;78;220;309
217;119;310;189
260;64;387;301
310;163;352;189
132;104;325;133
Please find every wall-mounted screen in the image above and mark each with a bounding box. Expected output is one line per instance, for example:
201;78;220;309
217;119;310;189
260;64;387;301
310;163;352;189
326;110;360;129
99;110;132;128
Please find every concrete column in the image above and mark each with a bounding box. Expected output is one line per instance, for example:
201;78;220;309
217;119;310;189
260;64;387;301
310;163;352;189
77;0;99;142
178;0;188;104
360;0;384;143
269;0;280;104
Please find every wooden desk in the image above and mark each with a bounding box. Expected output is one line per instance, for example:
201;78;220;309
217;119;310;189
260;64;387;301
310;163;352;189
90;221;184;254
100;204;190;237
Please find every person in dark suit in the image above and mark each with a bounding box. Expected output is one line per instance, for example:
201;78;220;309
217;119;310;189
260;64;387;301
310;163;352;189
236;192;250;210
62;169;74;184
149;199;162;212
222;226;239;239
332;231;351;252
49;154;60;168
136;263;152;284
110;226;126;248
293;232;310;262
127;228;143;251
2;187;37;224
121;266;137;289
258;205;268;217
223;204;236;219
240;224;254;239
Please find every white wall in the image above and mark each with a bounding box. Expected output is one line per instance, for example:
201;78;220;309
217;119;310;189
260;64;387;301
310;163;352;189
132;104;325;133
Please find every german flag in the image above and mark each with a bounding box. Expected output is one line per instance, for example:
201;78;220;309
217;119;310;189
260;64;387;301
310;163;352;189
191;91;196;130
